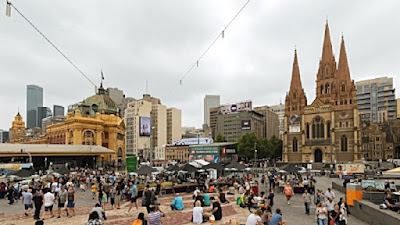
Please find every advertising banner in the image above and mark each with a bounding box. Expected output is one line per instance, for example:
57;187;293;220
289;114;301;132
126;156;137;172
139;117;151;136
336;164;365;175
241;120;251;130
218;101;252;115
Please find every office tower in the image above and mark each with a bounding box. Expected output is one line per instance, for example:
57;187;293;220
53;105;65;116
253;105;279;139
26;85;43;128
37;107;52;128
204;95;220;127
356;77;396;123
167;107;182;144
270;104;285;139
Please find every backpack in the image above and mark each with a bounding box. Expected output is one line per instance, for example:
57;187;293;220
132;219;143;225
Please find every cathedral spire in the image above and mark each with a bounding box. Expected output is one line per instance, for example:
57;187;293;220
337;35;351;82
321;20;334;63
289;49;303;91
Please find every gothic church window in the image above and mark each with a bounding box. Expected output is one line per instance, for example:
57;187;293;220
306;123;310;139
327;121;331;138
292;138;298;152
312;116;324;139
341;135;348;151
325;84;330;94
342;84;346;92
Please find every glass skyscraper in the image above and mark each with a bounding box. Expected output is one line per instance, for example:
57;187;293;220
26;85;43;128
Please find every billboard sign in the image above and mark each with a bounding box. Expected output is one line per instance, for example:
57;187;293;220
218;101;252;115
139;117;151;136
242;120;251;130
289;114;301;132
126;156;137;172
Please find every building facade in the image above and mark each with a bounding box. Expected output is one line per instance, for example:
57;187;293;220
167;107;182;144
270;104;285;139
26;85;43;128
360;121;400;160
124;99;152;157
356;77;396;123
253;105;279;139
165;145;189;163
283;22;361;163
209;107;219;139
204;95;220;127
11;112;25;142
41;115;67;132
53;105;65;116
214;110;264;142
397;99;400;120
37;107;52;128
0;129;9;143
151;104;167;148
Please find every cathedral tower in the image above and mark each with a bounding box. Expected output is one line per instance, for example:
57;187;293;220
285;49;307;116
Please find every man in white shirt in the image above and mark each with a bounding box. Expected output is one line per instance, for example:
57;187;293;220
43;189;55;219
324;188;335;199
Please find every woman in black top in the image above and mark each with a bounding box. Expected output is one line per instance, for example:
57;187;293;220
329;204;342;225
194;191;205;207
218;189;229;204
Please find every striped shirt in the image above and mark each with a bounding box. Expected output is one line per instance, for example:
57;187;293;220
148;211;164;225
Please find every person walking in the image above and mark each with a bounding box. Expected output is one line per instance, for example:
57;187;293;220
22;189;33;217
266;189;274;208
57;186;68;218
325;197;335;224
125;181;138;214
329;204;342;225
5;184;15;206
67;186;76;217
283;182;293;205
302;189;311;215
33;189;44;220
43;189;55;219
316;202;327;225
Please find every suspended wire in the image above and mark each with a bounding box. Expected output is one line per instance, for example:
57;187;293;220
6;1;97;87
179;0;252;84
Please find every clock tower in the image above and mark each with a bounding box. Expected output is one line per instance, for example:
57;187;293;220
11;112;25;141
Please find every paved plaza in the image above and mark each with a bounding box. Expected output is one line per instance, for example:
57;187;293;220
0;176;370;225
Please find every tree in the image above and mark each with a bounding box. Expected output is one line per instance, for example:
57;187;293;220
269;135;283;159
214;134;227;143
237;133;258;160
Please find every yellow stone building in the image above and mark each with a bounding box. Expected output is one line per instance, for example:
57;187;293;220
11;112;26;142
11;84;126;166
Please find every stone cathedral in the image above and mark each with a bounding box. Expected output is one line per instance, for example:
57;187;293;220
283;21;361;163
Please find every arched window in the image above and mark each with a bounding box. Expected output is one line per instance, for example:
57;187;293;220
327;122;331;138
346;121;349;127
320;85;324;94
341;135;348;151
292;138;298;152
312;116;324;139
342;84;346;92
339;122;342;127
349;99;352;104
340;100;343;105
312;124;316;138
325;83;330;94
344;99;347;104
306;123;310;139
293;91;297;99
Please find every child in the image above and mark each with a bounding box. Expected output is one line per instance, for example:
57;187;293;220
91;183;96;200
101;190;107;210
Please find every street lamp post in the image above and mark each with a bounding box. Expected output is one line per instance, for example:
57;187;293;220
254;142;257;170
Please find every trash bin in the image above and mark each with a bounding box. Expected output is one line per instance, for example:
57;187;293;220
346;183;362;206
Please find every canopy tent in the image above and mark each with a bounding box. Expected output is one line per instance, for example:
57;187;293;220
203;162;225;171
56;167;71;175
224;162;246;171
135;165;157;175
279;164;300;173
12;168;35;177
166;164;179;172
386;167;400;173
178;164;199;173
189;159;210;168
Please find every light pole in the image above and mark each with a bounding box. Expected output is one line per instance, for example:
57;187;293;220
254;142;257;170
20;149;32;163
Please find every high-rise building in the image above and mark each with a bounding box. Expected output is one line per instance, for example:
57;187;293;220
124;99;152;157
204;95;220;127
26;85;43;128
37;107;52;128
0;129;9;143
283;21;360;163
151;104;167;148
253;105;279;139
214;110;264;142
270;104;285;139
42;115;67;132
167;107;182;144
53;105;65;116
397;98;400;120
209;107;219;139
355;77;396;123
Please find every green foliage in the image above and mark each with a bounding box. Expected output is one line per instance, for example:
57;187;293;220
214;134;227;143
237;133;283;160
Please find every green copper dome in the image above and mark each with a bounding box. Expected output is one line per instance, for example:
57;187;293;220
78;84;119;116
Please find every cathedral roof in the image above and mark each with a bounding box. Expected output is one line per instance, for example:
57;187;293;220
336;36;351;82
321;20;334;64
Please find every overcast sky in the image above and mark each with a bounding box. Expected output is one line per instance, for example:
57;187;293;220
0;0;399;130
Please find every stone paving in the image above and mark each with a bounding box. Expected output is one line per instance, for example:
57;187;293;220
0;176;371;225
